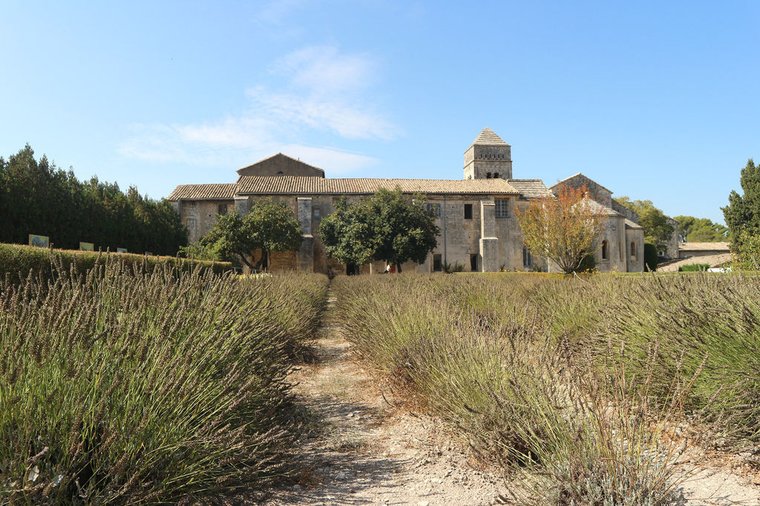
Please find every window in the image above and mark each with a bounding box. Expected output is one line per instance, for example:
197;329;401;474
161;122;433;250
523;246;532;268
486;172;492;179
464;203;473;219
494;172;500;179
433;254;443;272
426;203;442;218
630;241;637;260
495;199;509;218
470;254;479;272
313;208;321;219
602;240;609;260
217;203;228;215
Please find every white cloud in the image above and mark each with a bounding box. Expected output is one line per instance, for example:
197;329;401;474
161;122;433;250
119;45;395;174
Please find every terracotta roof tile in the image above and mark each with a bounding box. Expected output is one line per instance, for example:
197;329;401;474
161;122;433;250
679;242;730;252
507;179;552;198
236;176;520;195
167;184;237;201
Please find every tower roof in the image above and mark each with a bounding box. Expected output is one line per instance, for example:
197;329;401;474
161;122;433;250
471;128;510;146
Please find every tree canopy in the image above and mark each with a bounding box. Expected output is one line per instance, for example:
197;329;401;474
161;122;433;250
0;145;186;254
722;159;760;249
673;215;728;242
516;185;605;274
199;199;302;271
319;188;439;272
615;197;674;251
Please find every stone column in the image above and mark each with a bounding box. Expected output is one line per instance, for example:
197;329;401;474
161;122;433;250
479;199;499;272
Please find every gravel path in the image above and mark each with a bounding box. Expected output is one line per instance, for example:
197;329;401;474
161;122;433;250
262;295;505;505
260;293;759;505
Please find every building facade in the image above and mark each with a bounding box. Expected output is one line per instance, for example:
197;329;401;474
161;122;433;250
168;129;645;274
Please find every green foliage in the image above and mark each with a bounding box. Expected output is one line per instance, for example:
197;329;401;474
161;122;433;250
678;263;710;272
200;199;302;271
577;253;596;272
733;231;760;270
0;145;187;254
723;159;760;249
673;215;728;242
644;242;659;271
0;262;328;503
319;189;439;271
616;197;674;252
0;242;232;282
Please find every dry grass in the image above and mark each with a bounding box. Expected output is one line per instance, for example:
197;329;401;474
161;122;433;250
332;272;759;504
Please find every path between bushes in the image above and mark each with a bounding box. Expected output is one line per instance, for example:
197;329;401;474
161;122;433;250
261;292;760;506
261;292;505;505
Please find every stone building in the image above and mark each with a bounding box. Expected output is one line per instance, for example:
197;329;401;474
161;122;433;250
551;174;645;272
168;129;646;274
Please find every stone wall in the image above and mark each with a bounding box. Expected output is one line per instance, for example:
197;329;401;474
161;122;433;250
553;174;612;207
177;200;233;243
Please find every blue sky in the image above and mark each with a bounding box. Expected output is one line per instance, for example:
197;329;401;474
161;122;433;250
2;1;759;224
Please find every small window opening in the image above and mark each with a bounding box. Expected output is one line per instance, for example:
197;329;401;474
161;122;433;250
433;254;443;272
486;172;492;179
630;241;637;260
495;199;509;219
470;254;479;272
494;172;499;179
464;204;473;219
217;203;228;215
602;240;609;260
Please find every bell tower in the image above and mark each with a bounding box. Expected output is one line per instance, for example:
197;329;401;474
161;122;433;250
463;128;512;180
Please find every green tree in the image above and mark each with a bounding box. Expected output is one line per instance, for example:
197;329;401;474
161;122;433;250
673;215;728;242
200;199;302;271
319;188;439;272
616;197;674;252
0;145;187;254
734;231;760;270
722;159;760;249
318;198;379;269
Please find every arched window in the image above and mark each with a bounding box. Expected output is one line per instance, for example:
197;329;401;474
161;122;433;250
602;240;609;260
630;241;637;260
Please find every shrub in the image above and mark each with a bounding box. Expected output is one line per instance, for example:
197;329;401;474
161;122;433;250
678;263;710;272
0;261;327;503
332;274;692;503
0;242;232;283
644;242;658;271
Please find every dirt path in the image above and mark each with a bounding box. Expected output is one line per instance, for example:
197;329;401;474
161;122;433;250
262;293;505;505
261;292;759;505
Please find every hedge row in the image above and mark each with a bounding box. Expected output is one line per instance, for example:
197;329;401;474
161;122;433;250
0;243;233;281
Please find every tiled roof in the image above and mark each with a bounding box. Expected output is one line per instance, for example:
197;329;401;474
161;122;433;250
508;179;552;198
658;253;733;272
551;173;614;195
236;176;520;195
583;199;621;217
472;128;510;146
167;184;237;201
679;242;730;252
624;219;643;230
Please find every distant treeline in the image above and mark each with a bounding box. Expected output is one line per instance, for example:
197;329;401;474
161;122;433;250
0;145;187;255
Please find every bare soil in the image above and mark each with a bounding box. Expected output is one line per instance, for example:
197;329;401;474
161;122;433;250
259;294;759;505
